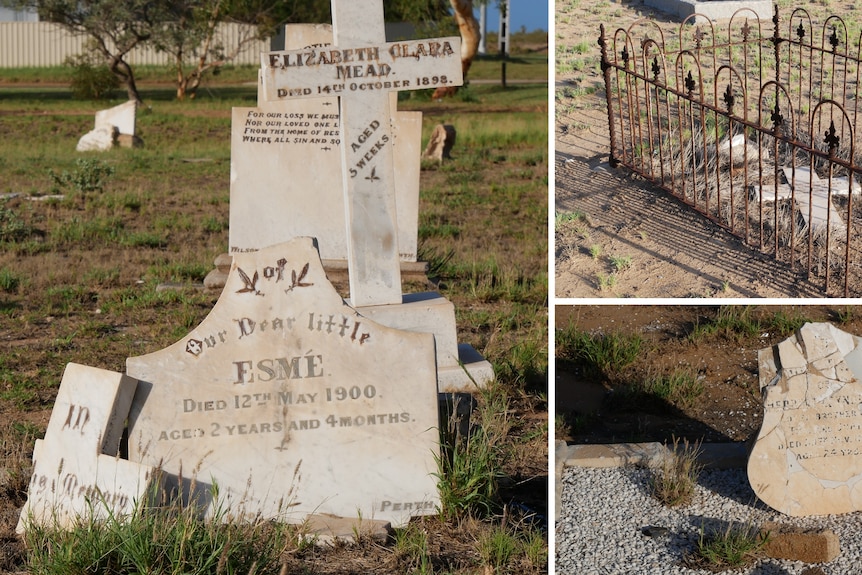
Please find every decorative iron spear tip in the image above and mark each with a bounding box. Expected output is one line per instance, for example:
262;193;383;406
830;26;840;51
651;56;661;82
621;45;629;66
598;23;606;49
825;120;840;154
771;103;784;132
742;20;751;41
685;70;695;95
694;26;705;48
723;84;735;113
796;20;805;41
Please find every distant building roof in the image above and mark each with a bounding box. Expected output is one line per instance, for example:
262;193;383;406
0;7;37;21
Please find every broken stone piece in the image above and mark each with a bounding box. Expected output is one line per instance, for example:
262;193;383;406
748;322;862;516
760;521;840;563
76;126;118;152
422;124;456;161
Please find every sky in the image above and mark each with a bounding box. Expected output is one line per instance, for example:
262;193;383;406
473;1;549;34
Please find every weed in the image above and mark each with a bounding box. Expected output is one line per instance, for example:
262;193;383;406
609;255;633;272
0;202;34;243
554;211;586;227
596;273;616;291
393;521;434;574
833;305;857;324
435;387;508;520
0;268;20;294
639;369;704;408
24;482;293;575
588;244;602;260
687;521;769;569
202;216;227;233
48;158;115;198
122;232;167;249
766;309;810;336
650;437;701;507
556;326;643;379
688;306;760;343
478;524;519;572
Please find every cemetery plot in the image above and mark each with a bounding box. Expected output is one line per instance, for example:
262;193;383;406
599;7;862;296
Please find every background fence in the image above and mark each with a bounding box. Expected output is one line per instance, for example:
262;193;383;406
0;22;269;67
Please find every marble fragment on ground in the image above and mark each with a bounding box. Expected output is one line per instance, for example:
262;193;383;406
77;100;138;151
749;322;862;516
751;167;857;235
17;363;157;533
126;238;441;527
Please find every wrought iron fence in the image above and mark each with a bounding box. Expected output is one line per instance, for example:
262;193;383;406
600;6;862;296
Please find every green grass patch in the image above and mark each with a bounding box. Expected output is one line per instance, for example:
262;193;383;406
556;326;643;380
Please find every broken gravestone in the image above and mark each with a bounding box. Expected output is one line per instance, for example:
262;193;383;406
126;238;441;527
16;363;156;533
749;322;862;515
422;124;456;162
77;100;140;152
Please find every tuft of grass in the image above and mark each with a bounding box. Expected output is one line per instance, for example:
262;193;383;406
639;369;704;408
556;326;643;380
596;273;617;291
477;524;519;572
24;482;296;575
393;521;434;575
687;521;769;570
0;268;20;294
609;255;632;272
650;437;701;507
688;306;760;343
435;386;509;521
588;244;602;260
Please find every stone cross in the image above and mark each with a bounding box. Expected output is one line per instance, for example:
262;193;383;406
260;0;462;307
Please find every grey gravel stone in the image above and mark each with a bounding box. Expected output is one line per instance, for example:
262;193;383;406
557;466;856;574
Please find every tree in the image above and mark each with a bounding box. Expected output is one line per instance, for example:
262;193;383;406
1;0;168;104
432;0;480;99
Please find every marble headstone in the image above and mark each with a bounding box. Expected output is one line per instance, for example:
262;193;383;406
749;322;862;516
229;24;422;264
126;238;440;527
17;363;157;533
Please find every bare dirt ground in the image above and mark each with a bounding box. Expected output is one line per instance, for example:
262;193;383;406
556;304;862;445
554;0;838;298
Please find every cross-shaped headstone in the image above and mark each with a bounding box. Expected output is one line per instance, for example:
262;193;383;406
752;166;858;235
17;363;156;533
260;0;463;307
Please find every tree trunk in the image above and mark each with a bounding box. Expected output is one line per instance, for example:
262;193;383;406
109;57;144;105
433;0;480;99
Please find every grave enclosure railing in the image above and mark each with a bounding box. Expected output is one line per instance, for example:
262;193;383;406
600;6;862;296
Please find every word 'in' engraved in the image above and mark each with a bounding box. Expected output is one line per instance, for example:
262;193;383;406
62;405;90;434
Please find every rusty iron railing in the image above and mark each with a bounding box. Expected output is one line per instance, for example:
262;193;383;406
600;6;862;296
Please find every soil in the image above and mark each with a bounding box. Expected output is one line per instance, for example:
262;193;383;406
554;0;859;298
556;304;862;445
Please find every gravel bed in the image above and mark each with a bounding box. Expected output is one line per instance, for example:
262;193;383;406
557;465;862;574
